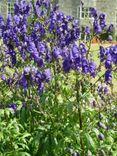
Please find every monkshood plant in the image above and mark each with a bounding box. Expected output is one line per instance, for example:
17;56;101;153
0;0;117;155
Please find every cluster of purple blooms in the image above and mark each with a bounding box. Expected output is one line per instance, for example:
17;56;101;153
97;84;108;94
61;43;97;77
1;66;52;94
90;8;116;84
20;66;52;93
100;45;117;84
90;8;114;41
90;8;106;34
0;0;116;94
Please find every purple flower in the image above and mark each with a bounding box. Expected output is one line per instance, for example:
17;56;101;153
89;61;96;77
108;24;114;33
82;59;89;74
24;67;31;78
20;74;28;89
95;25;102;34
6;15;13;29
79;43;85;49
7;103;17;111
81;47;87;58
72;44;80;59
10;103;17;110
108;35;113;41
0;16;4;28
105;54;112;69
7;78;13;86
0;16;4;37
104;86;108;94
98;133;105;140
72;19;79;27
21;24;27;33
36;58;44;67
38;82;44;94
14;15;20;25
45;50;52;62
1;75;6;81
100;46;105;62
14;0;32;15
37;42;46;53
90;8;97;18
110;45;117;64
99;20;106;30
35;70;43;82
99;13;105;20
85;26;90;34
53;47;62;59
10;50;16;65
97;85;102;93
63;59;71;73
44;69;52;82
105;70;112;83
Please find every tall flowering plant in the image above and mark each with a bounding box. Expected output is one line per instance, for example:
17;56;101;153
0;1;117;155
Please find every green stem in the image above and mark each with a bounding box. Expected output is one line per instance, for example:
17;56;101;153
53;60;57;105
76;75;84;155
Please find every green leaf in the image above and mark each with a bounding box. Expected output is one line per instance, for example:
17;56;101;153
92;128;100;135
85;133;96;150
22;133;31;139
112;151;117;156
15;101;22;105
4;108;11;117
17;143;29;150
11;152;31;156
107;136;114;144
54;137;58;145
0;109;4;117
0;132;3;141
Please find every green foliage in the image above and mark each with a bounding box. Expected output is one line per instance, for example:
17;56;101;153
0;109;31;155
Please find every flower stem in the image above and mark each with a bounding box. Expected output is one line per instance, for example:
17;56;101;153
76;75;85;155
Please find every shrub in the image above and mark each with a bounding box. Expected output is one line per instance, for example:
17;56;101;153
0;1;117;155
